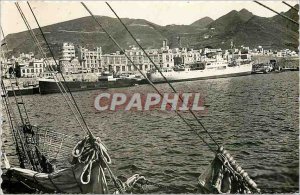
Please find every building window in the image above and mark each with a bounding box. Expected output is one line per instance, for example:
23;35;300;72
127;65;131;71
122;66;125;71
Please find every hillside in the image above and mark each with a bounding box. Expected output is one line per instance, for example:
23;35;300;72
191;6;298;49
190;17;214;28
3;5;299;58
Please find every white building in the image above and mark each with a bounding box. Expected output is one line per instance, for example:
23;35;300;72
101;46;174;74
20;62;34;78
60;58;81;75
78;47;102;73
20;58;58;78
60;43;76;61
100;41;205;74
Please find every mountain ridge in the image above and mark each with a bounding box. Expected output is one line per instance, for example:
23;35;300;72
190;17;214;28
4;7;299;57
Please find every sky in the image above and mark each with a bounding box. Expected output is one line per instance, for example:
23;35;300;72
1;1;298;36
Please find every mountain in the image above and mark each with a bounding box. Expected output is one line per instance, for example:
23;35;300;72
3;6;299;58
193;7;298;49
208;9;254;31
190;17;214;28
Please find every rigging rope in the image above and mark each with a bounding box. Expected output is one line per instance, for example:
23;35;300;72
27;2;95;139
19;3;126;192
282;1;299;12
1;26;39;170
81;2;217;152
1;81;26;167
71;136;125;193
254;1;299;25
14;2;88;136
7;76;26;125
12;75;31;124
106;2;220;148
16;3;84;127
0;26;31;126
1;80;34;170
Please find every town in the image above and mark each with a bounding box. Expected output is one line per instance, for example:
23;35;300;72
1;40;298;78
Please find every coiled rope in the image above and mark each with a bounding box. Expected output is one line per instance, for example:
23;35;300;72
71;136;125;193
81;2;216;153
72;136;111;184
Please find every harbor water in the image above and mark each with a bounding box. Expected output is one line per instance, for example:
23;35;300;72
2;71;299;193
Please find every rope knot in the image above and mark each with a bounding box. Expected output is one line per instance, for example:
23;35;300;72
71;136;111;185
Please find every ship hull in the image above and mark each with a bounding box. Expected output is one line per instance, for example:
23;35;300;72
148;63;253;83
39;79;145;95
7;86;39;97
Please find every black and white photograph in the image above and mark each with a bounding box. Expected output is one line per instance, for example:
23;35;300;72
0;0;299;194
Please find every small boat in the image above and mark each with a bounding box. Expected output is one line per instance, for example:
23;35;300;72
118;72;136;79
99;71;118;81
251;63;273;74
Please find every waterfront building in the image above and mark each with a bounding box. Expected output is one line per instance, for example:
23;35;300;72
60;43;76;61
20;59;43;78
101;52;128;73
19;52;34;60
78;46;102;73
60;57;81;75
203;48;222;54
59;42;77;74
19;58;58;78
20;62;34;78
177;48;202;64
100;41;213;74
101;41;176;74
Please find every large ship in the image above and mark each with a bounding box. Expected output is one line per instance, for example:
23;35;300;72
39;72;146;94
147;59;253;83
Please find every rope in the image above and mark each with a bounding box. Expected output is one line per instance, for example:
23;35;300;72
1;81;34;170
105;2;220;148
13;75;31;124
14;3;87;135
0;29;32;125
8;74;25;125
254;1;299;25
70;136;125;193
81;2;216;153
71;137;111;182
16;2;86;132
282;1;299;12
27;2;95;139
1;81;27;167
